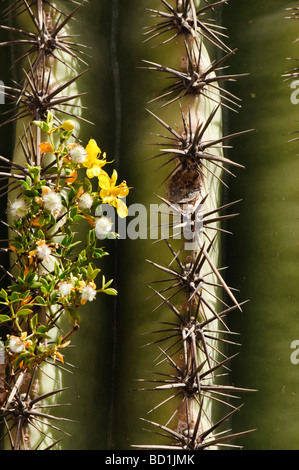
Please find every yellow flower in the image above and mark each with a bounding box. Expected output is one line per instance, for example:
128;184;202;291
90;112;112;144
66;169;77;184
31;216;41;226
84;139;107;178
98;170;129;218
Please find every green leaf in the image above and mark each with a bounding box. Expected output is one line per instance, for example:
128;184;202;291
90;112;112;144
17;277;25;286
54;261;60;277
7;284;24;293
0;314;11;323
103;278;114;289
68;186;76;203
40;286;48;296
17;307;33;318
65;241;81;256
88;229;95;246
36;229;45;239
35;296;47;306
28;166;41;181
44;165;58;175
25;175;32;187
31;281;42;289
103;288;118;296
50;291;59;304
77;250;87;264
46;111;54;127
0;289;8;301
20;290;31;300
23;189;36;198
30;314;38;331
37;325;49;334
33;120;50;133
25;272;36;286
87;264;101;281
87;264;93;280
70;206;78;219
59;129;73;143
84;177;92;192
10;292;22;303
40;278;50;292
89;247;108;259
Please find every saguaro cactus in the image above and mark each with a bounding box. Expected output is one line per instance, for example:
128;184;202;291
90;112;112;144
134;0;254;449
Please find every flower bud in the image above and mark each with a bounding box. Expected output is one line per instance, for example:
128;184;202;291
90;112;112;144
62;120;75;131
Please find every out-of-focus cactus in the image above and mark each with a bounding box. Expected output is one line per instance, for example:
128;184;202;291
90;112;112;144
0;0;129;450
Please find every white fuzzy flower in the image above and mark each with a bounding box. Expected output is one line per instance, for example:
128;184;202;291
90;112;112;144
58;281;74;298
94;216;113;240
78;192;93;210
69;144;87;164
81;283;97;304
42;190;63;215
8;336;25;354
10;198;29;220
36;240;52;261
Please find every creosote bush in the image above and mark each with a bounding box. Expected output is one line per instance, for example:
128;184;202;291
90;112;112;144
0;113;130;448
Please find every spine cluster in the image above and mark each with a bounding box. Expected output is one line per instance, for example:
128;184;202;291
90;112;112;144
136;0;254;450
